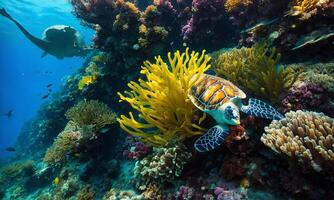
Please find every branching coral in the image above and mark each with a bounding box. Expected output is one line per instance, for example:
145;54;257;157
261;110;334;172
44;100;116;165
134;143;192;190
212;44;300;103
43;121;83;165
65;100;117;132
117;48;210;146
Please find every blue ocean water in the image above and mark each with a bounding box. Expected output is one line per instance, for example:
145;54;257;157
0;0;94;160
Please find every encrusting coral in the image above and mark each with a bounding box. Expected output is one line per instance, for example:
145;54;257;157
117;48;210;146
65;100;117;132
212;44;299;103
261;110;334;172
134;142;192;190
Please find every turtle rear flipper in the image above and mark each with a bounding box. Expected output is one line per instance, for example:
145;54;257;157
194;125;229;152
241;98;284;120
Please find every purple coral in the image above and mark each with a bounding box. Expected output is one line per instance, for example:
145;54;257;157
123;139;152;160
280;82;326;113
181;0;230;45
214;186;245;200
175;186;194;200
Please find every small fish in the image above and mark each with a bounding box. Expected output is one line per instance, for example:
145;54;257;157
74;153;81;157
53;177;60;185
4;147;16;152
3;109;13;118
41;94;50;99
46;84;52;88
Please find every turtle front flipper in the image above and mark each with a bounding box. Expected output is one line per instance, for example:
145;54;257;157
241;98;284;120
194;125;229;152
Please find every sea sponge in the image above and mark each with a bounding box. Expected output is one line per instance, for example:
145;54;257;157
117;48;210;146
212;44;299;103
261;110;334;172
134;143;192;189
65;100;117;132
224;0;253;12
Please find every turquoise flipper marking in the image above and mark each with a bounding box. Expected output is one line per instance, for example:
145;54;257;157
241;98;284;120
194;125;229;152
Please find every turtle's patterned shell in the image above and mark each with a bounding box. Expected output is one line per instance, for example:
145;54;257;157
188;74;246;111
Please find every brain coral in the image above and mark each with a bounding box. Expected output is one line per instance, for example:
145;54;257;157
134;143;192;190
261;110;334;172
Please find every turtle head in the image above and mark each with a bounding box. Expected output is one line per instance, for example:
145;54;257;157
220;102;240;125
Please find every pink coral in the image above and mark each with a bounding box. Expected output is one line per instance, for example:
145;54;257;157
123;137;152;160
279;82;329;114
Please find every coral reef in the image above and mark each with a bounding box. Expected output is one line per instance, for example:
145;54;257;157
118;48;210;146
175;185;195;200
43;121;83;165
287;0;334;20
123;138;152;160
78;55;106;90
224;0;253;13
261;110;334;173
280;82;328;113
44;100;116;165
65;100;117;132
0;160;34;181
134;142;191;190
103;188;142;200
77;186;96;200
5;1;334;200
212;43;300;103
181;0;233;48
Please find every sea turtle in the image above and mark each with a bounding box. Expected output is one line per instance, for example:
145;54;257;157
188;74;284;152
0;8;92;59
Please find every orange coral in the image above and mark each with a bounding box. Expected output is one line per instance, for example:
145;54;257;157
224;0;253;12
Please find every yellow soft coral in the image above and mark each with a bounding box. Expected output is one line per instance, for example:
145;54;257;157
288;0;331;20
78;61;102;90
212;44;299;103
224;0;253;12
117;48;210;146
